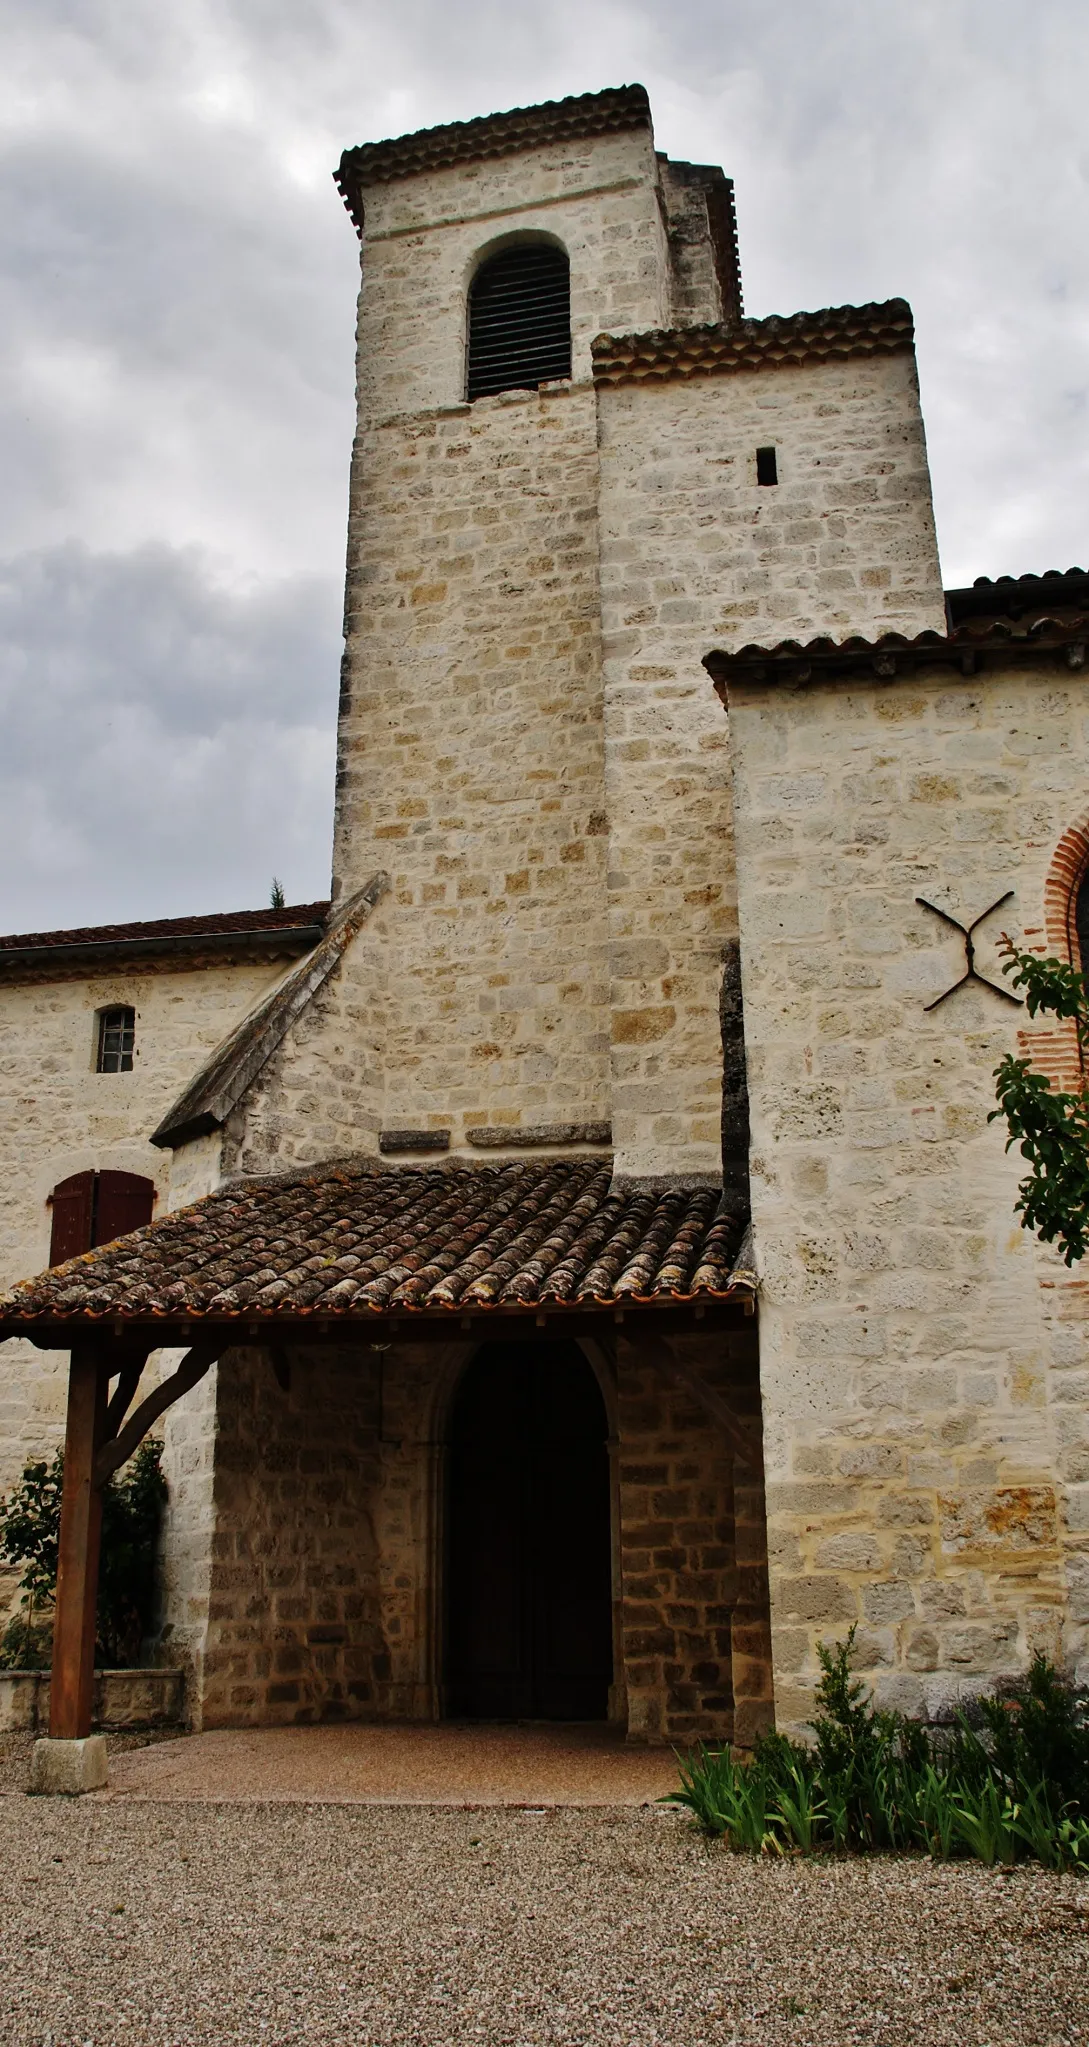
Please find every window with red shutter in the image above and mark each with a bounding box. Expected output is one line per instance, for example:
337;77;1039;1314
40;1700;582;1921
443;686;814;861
93;1171;154;1246
47;1170;154;1265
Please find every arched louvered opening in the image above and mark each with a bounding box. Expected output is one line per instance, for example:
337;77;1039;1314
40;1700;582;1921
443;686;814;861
467;243;572;402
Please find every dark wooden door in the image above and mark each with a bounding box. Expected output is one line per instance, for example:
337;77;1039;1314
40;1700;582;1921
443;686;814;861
446;1341;612;1720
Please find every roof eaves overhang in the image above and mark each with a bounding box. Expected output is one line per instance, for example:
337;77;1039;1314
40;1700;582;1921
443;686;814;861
704;617;1089;702
1;1293;755;1352
0;924;325;981
592;299;914;389
335;84;653;239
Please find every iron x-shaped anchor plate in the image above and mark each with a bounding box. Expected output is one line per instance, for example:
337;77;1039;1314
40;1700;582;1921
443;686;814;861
915;891;1024;1011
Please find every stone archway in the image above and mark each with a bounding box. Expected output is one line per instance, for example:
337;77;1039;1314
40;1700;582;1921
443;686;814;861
444;1339;613;1720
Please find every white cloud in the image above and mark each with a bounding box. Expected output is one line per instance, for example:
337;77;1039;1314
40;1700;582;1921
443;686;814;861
1;0;1086;925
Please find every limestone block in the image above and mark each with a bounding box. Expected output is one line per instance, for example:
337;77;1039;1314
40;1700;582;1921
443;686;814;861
30;1735;107;1795
0;1671;40;1732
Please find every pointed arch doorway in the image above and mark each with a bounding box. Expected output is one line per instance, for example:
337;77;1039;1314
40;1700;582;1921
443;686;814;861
445;1340;613;1720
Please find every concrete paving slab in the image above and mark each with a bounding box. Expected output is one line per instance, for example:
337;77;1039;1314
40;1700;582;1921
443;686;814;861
94;1721;683;1805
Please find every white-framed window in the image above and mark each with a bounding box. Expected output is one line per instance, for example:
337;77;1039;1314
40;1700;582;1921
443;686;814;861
96;1004;135;1073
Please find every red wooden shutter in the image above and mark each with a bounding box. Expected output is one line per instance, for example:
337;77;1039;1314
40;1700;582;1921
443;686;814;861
48;1172;95;1266
92;1171;155;1248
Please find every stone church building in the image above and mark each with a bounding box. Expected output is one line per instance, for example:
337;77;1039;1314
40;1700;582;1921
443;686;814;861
1;83;1087;1750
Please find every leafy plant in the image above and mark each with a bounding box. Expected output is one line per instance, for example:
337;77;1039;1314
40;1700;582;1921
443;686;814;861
665;1745;778;1852
950;1779;1020;1866
0;1455;63;1667
97;1442;169;1665
916;1763;958;1860
1009;1781;1067;1871
975;1652;1089;1813
991;942;1089;1265
772;1759;825;1852
0;1440;167;1669
666;1630;1089;1872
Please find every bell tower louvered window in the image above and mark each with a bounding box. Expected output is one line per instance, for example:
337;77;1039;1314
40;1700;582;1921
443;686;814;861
467;245;571;402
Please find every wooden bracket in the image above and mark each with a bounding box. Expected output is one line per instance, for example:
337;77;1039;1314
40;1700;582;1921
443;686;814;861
93;1343;222;1486
103;1349;154;1438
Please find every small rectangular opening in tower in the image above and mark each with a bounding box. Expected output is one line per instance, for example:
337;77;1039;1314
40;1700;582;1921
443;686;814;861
756;446;778;487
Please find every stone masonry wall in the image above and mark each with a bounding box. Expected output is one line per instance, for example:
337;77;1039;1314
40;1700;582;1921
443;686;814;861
200;1344;391;1726
333;385;613;1153
351;127;671;422
219;919;386;1177
618;1324;772;1746
191;1330;767;1740
308;124;680;1164
595;350;946;1184
0;957;284;1609
726;656;1089;1732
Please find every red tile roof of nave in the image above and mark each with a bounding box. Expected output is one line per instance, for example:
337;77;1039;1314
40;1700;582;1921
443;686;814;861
0;904;329;953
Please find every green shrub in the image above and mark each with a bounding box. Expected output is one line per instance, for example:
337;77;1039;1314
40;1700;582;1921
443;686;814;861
974;1653;1089;1813
666;1627;1089;1872
0;1440;167;1669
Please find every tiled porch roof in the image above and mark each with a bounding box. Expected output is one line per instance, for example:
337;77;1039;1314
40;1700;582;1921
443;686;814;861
0;1160;754;1333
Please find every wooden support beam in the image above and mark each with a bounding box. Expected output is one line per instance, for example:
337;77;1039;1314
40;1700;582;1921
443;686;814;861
50;1345;107;1741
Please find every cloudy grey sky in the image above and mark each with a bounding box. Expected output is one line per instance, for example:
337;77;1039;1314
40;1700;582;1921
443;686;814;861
1;0;1086;932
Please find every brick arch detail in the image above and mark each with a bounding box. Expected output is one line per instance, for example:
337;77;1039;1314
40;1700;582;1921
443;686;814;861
1021;814;1089;1093
1041;814;1089;964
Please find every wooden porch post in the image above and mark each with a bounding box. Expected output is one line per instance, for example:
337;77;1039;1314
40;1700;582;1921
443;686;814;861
49;1344;107;1740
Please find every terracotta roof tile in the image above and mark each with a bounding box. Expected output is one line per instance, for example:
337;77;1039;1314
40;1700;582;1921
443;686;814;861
704;614;1089;697
0;902;329;953
336;85;651;234
0;1160;753;1335
945;567;1089;629
592;300;914;387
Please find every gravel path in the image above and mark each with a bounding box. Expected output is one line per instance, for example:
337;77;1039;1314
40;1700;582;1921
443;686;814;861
0;1793;1086;2045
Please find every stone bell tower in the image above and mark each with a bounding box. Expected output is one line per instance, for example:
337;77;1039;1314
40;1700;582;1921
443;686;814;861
318;87;742;1182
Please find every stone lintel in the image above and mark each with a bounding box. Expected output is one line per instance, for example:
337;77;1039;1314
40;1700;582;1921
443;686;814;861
610;1170;723;1196
378;1129;451;1154
466;1122;612;1148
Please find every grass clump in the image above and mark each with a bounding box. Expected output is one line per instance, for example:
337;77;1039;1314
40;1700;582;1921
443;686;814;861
665;1627;1089;1870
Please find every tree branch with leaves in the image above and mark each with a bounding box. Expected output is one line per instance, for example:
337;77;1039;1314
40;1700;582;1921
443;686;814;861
991;939;1089;1266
